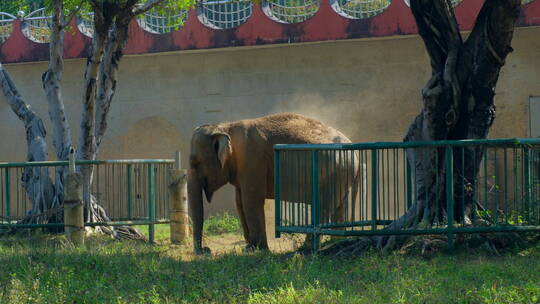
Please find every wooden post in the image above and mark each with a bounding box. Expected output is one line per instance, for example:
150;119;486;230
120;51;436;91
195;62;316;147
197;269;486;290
169;151;188;244
64;147;84;243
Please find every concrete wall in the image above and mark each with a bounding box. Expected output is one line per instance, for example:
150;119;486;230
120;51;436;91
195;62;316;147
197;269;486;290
1;26;539;218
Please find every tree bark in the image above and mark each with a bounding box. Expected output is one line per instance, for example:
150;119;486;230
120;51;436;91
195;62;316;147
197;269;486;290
0;63;55;222
94;0;163;151
43;0;72;212
77;6;107;216
376;0;522;251
95;14;131;151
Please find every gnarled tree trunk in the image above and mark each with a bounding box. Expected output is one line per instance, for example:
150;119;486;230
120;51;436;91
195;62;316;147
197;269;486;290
323;0;523;255
1;0;164;240
378;0;522;251
0;63;55;223
75;2;146;239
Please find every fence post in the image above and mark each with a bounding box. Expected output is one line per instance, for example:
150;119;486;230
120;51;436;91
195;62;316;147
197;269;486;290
311;150;320;253
148;163;156;243
445;146;455;250
64;147;84;244
371;149;378;230
168;152;189;245
406;159;413;210
127;164;133;219
274;149;281;238
524;147;532;223
4;168;10;223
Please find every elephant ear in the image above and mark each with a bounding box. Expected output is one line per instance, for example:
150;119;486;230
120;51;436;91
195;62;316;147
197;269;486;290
213;133;232;168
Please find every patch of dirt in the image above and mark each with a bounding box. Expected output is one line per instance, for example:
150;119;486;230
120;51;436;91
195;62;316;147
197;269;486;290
164;232;302;261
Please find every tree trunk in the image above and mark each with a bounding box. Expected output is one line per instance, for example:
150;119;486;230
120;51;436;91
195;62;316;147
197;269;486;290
75;5;144;240
376;0;522;251
76;5;110;223
0;63;55;223
43;0;72;214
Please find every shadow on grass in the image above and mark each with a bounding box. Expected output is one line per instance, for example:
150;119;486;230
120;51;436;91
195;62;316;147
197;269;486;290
0;235;539;304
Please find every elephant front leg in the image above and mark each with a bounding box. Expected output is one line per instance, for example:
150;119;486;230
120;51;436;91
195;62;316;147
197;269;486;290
235;188;250;244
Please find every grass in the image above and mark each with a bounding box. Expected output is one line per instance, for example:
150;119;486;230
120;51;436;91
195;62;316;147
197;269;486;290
1;215;540;304
203;212;242;235
134;212;241;241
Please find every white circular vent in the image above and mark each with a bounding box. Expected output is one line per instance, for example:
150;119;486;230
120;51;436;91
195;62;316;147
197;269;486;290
0;12;15;44
262;0;321;24
197;0;253;30
137;8;188;34
403;0;462;8
77;13;94;38
21;8;51;43
331;0;392;20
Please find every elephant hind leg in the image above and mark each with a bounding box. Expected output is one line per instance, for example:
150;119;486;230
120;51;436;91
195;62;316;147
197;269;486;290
235;188;250;243
242;194;268;250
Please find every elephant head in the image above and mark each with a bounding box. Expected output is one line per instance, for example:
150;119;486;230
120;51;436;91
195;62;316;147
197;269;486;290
188;125;232;254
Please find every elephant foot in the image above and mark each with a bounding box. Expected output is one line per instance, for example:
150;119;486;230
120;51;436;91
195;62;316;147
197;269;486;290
297;243;314;255
243;243;269;253
195;246;212;255
244;244;256;253
297;236;316;254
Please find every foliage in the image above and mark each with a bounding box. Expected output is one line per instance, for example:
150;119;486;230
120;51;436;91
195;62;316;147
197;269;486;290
204;212;242;235
0;0;41;15
0;0;194;16
0;229;539;304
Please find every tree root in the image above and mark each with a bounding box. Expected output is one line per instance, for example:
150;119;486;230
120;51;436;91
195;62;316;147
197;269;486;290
319;232;537;257
1;196;145;241
85;196;146;241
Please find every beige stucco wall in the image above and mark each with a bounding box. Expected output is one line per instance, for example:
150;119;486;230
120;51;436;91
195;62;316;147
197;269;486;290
1;26;539;220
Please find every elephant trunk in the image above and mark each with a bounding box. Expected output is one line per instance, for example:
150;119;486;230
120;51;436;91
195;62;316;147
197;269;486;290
187;171;208;254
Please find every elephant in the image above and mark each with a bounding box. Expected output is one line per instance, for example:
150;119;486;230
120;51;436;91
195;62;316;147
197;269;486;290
188;113;360;254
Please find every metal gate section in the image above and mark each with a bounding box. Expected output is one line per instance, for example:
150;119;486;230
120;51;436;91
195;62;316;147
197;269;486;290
274;139;540;251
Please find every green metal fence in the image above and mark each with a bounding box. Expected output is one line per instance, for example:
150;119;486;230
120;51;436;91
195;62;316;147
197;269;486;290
274;139;540;251
0;159;174;241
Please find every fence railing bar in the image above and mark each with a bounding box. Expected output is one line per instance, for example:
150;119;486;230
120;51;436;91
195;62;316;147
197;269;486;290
371;149;377;231
0;159;174;168
274;138;540;151
5;168;10;223
446;146;454;249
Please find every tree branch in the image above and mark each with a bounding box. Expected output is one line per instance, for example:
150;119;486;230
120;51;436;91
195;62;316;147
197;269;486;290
62;0;86;29
0;64;48;156
463;0;522;91
409;0;463;74
133;0;167;15
1;63;56;216
95;17;130;150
